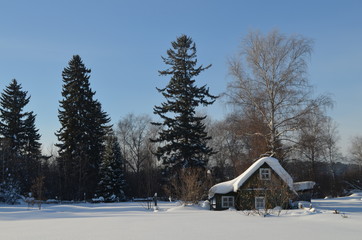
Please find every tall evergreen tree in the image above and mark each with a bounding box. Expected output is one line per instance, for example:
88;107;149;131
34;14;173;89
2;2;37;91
56;55;111;200
98;133;125;202
23;111;42;159
0;79;30;155
152;35;217;173
0;79;41;192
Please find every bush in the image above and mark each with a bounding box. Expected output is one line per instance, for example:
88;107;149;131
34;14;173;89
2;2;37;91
165;168;211;204
0;177;21;205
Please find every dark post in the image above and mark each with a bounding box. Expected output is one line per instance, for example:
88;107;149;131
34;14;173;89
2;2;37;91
153;193;158;207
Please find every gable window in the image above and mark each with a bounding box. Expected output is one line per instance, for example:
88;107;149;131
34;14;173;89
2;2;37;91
259;168;271;180
255;197;265;210
221;196;234;208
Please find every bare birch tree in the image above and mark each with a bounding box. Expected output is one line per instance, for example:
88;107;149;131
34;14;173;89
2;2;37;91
320;118;341;194
350;136;362;174
296;108;328;180
207;114;267;178
226;30;331;159
347;136;362;190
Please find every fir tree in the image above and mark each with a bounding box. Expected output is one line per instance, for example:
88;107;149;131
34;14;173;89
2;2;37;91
56;55;111;200
98;133;125;202
152;35;217;173
23;111;42;160
0;79;30;155
0;79;41;192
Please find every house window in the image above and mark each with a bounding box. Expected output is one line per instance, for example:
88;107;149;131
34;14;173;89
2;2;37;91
255;197;265;210
221;196;234;208
259;168;271;180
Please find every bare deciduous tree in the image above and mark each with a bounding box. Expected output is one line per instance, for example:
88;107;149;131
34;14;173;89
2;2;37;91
294;108;342;195
30;176;45;210
166;167;210;204
350;136;362;174
226;30;331;159
207;113;267;179
117;113;159;197
117;114;152;174
296;108;329;180
142;124;161;197
320;118;341;194
207;116;246;179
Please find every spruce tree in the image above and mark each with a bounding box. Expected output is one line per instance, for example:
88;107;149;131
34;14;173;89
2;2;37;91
98;133;125;202
0;79;41;192
56;55;111;200
0;79;30;155
152;35;217;173
23;111;42;160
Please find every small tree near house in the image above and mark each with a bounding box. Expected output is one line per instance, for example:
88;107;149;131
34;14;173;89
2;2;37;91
166;167;211;204
29;176;45;209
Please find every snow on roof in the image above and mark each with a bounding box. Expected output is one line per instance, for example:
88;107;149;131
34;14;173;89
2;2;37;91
209;157;294;198
293;181;315;191
208;179;236;198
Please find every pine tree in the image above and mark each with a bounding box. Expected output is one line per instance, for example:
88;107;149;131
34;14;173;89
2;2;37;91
152;35;217;173
98;133;125;202
0;79;41;192
56;55;111;200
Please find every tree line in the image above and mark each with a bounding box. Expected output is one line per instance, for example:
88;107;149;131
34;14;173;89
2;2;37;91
1;30;361;204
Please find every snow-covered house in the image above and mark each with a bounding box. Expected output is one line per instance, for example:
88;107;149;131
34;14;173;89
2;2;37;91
208;157;315;210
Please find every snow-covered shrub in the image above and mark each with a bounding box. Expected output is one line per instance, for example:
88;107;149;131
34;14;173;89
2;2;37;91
200;200;210;209
109;194;117;202
92;196;104;203
24;196;35;208
108;193;126;202
45;199;59;204
0;178;21;205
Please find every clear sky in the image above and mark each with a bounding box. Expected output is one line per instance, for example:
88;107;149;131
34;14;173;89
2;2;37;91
0;0;361;154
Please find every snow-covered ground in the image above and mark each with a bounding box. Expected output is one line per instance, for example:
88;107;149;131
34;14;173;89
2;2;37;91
1;193;361;240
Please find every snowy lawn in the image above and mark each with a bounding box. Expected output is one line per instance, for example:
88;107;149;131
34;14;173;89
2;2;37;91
1;194;361;240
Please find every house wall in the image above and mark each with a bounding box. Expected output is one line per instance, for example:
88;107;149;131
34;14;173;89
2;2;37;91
235;163;295;210
211;163;297;211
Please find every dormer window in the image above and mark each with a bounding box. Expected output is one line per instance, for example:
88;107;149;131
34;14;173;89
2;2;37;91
259;168;271;180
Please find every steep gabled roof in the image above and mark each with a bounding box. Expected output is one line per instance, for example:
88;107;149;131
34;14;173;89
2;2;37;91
209;157;294;198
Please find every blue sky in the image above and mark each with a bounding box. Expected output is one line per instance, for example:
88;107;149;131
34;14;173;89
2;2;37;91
0;0;361;154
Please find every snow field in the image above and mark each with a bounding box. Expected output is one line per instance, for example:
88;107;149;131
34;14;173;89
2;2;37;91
0;195;361;240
